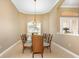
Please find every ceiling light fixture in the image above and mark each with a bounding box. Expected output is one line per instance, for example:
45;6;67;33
33;0;37;25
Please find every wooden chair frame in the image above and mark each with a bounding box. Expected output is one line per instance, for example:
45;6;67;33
21;34;32;53
32;35;44;58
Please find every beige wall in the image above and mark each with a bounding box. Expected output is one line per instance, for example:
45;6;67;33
49;7;59;34
18;11;59;34
54;33;79;55
0;0;20;53
48;0;64;34
18;13;50;34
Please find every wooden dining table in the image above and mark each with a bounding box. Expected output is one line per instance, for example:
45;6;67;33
26;35;50;48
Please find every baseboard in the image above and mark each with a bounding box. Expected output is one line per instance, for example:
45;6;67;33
0;40;79;57
0;40;20;57
53;42;79;58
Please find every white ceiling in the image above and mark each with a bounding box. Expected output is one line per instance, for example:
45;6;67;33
11;0;59;14
61;0;79;8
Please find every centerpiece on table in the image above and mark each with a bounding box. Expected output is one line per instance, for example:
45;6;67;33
63;27;69;33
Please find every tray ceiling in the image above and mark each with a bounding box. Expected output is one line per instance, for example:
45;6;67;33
11;0;59;14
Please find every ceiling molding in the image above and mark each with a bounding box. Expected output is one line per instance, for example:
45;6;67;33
61;0;79;8
11;0;59;14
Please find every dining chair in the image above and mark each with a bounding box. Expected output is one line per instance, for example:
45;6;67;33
43;33;48;42
43;34;53;53
21;34;32;53
32;35;44;58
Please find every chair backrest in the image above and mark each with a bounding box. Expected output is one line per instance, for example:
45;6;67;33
21;34;27;44
32;35;44;53
49;34;53;46
50;34;53;41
